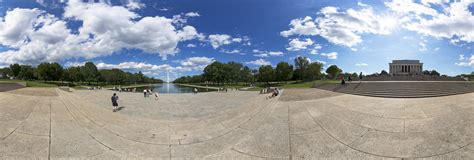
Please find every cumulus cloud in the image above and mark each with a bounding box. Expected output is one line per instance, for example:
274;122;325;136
208;34;244;49
281;6;398;47
220;49;242;54
179;56;215;71
355;63;368;67
387;0;474;43
254;53;269;57
252;49;284;57
310;44;322;55
246;59;271;66
286;38;314;51
186;44;196;48
268;51;284;56
185;12;200;17
280;16;319;37
0;0;201;65
321;52;338;59
456;54;474;67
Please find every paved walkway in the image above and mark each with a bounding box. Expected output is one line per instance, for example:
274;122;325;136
0;88;473;159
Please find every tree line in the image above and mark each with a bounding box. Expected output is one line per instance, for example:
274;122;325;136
0;62;163;85
173;56;344;85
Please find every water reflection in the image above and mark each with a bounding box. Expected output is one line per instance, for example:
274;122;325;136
135;83;214;93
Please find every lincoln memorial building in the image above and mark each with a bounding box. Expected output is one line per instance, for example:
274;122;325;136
389;60;423;76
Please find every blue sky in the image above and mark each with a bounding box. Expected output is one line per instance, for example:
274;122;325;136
0;0;473;81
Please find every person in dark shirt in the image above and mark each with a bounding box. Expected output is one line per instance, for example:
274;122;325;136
111;93;119;112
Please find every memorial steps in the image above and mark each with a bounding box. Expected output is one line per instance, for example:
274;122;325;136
315;82;474;98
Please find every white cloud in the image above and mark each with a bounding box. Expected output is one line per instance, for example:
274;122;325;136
179;56;215;70
0;0;202;65
254;53;269;57
186;44;196;48
385;0;439;16
286;38;314;51
357;2;369;7
455;54;474;67
185;12;200;17
208;34;234;49
388;0;474;43
321;52;338;59
252;49;264;53
355;63;368;67
252;50;284;57
310;44;322;55
125;0;145;10
280;16;319;37
220;49;242;54
281;6;399;47
268;51;284;56
314;59;327;65
246;59;271;66
419;41;427;51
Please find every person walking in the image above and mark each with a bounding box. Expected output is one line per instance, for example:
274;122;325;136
143;89;147;97
111;93;119;112
193;88;198;94
154;91;159;100
359;72;363;82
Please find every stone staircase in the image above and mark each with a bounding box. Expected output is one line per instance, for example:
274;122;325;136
314;82;474;98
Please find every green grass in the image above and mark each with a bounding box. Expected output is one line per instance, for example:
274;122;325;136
279;80;339;89
72;86;88;90
25;81;57;87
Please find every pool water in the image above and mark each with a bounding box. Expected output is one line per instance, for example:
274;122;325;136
135;83;215;93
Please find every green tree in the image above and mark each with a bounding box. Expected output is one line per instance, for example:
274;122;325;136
430;70;440;76
36;62;63;81
66;66;83;82
226;62;243;84
306;62;323;80
240;66;254;84
9;63;21;79
257;65;275;85
275;62;293;83
325;65;342;79
81;62;100;84
18;65;35;80
0;68;8;79
294;57;309;80
203;61;224;84
380;70;389;75
422;70;431;75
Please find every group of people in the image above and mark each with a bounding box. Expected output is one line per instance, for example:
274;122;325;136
340;72;364;85
143;89;159;100
260;87;279;99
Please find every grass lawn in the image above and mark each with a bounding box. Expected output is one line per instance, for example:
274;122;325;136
279;80;339;89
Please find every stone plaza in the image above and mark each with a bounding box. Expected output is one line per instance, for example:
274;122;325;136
0;85;473;159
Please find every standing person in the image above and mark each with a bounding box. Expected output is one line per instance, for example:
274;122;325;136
193;88;198;94
143;89;147;97
154;91;159;100
359;72;363;82
111;93;119;112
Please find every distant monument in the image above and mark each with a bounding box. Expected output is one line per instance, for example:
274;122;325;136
389;60;423;76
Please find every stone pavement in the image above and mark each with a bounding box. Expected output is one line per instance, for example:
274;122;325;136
0;87;473;159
